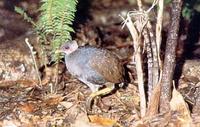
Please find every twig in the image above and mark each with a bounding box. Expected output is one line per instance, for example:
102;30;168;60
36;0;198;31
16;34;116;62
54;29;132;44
160;0;183;112
25;38;42;87
121;0;160;117
147;22;159;91
135;0;160;102
143;29;154;100
136;0;143;11
121;14;146;117
156;0;164;70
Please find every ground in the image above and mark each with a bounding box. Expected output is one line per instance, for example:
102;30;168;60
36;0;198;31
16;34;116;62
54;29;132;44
0;0;200;127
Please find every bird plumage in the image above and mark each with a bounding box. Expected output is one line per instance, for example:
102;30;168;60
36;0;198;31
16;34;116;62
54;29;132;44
64;46;125;92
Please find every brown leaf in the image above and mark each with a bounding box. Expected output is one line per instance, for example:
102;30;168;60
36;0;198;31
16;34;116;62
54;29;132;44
59;101;74;109
43;94;65;106
1;120;22;127
72;113;103;127
88;115;122;127
170;87;192;126
18;103;36;113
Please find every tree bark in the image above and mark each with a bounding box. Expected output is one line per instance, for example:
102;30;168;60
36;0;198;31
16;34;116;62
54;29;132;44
160;0;183;112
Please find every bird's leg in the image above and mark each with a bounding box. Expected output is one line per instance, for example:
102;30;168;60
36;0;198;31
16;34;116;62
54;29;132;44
79;78;101;92
79;79;116;113
86;83;115;113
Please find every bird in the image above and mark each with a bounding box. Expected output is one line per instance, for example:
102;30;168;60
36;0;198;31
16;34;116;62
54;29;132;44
56;40;126;112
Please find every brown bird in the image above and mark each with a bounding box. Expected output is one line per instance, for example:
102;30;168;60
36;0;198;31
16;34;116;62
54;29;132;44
56;40;126;112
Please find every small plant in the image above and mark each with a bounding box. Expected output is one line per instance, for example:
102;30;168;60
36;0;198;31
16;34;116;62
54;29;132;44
15;0;78;61
182;3;193;21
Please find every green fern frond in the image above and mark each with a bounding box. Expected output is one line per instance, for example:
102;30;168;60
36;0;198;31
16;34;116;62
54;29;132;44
15;0;78;61
37;0;78;60
15;7;37;27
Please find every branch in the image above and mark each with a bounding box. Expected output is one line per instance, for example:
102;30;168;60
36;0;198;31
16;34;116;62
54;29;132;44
160;0;183;112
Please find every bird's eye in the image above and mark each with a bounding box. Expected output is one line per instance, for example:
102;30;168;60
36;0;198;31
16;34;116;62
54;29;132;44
64;46;69;49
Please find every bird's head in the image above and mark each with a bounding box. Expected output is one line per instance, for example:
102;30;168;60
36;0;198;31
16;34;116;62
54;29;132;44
55;40;78;55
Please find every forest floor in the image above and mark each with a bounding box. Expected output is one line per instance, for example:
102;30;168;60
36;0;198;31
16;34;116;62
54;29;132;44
0;0;200;127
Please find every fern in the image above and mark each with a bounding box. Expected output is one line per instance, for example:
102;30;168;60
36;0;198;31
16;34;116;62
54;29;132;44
15;7;37;27
16;0;78;61
38;0;78;60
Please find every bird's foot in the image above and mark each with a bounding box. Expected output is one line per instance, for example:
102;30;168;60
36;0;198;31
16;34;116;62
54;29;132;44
86;96;110;115
86;86;115;114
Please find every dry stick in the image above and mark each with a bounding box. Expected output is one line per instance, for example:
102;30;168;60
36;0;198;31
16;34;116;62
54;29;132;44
137;0;160;101
135;0;149;117
25;38;42;87
147;23;159;89
139;15;155;103
137;0;143;11
143;28;159;100
143;29;154;100
147;1;160;91
128;0;159;115
144;15;160;116
140;0;160;115
124;15;146;117
143;22;160;107
156;0;164;66
160;0;183;112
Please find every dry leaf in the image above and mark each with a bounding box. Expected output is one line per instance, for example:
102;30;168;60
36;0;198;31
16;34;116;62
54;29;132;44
59;101;74;109
43;94;65;106
1;120;21;127
170;87;192;127
88;115;122;127
72;113;104;127
18;103;36;113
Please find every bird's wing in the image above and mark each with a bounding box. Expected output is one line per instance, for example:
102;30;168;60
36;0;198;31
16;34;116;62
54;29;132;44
88;51;124;83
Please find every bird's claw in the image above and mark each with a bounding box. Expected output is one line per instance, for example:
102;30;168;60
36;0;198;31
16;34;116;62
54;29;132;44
85;86;115;114
86;95;95;114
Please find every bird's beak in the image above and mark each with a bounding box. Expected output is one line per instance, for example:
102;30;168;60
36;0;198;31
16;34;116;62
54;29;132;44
55;49;63;54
